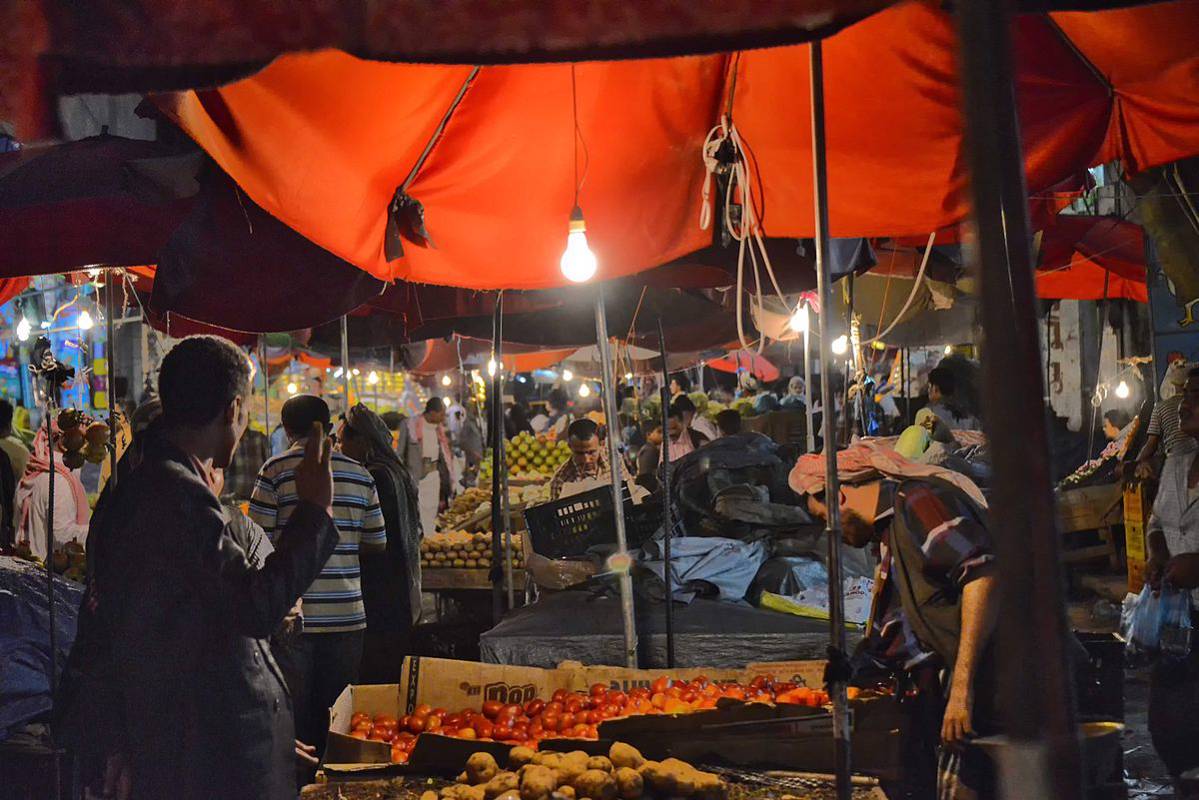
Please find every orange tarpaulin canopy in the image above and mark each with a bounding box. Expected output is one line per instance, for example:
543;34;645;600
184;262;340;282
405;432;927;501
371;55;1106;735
1035;215;1148;302
160;1;1199;291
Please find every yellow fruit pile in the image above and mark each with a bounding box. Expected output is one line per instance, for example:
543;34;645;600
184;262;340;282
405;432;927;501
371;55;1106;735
479;432;571;483
421;530;524;570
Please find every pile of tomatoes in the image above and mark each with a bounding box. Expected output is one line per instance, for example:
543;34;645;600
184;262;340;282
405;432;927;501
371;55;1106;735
348;675;845;764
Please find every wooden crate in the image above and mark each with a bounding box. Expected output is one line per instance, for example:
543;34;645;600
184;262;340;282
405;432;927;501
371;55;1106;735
1056;483;1123;567
422;568;526;592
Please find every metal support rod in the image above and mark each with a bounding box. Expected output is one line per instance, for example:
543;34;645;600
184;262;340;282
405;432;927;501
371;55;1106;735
804;316;815;453
656;317;676;668
490;294;506;623
955;3;1082;798
105;279;118;487
595;287;638;668
809;39;851;800
258;336;270;440
340;316;352;410
44;388;56;703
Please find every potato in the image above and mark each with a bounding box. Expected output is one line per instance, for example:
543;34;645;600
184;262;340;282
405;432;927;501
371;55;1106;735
442;786;486;800
467;752;500;785
572;770;617;800
520;765;559;800
586;757;613;773
423;792;440;800
614;768;642;800
497;792;522;800
485;773;520;799
509;746;536;769
554;788;576;800
638;762;675;795
693;772;725;800
608;743;645;771
555;752;589;785
531;752;563;769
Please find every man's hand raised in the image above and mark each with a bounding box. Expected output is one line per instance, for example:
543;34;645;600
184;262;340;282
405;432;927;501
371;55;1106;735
293;422;333;512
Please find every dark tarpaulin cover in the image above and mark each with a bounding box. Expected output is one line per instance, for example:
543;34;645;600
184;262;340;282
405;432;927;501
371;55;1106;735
0;556;83;741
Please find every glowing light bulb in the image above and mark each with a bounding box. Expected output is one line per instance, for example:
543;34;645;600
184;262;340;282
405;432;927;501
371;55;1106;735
334;367;344;378
871;340;887;351
367;370;379;385
16;316;30;342
441;374;452;386
563;369;574;382
831;335;848;355
444;397;453;408
944;344;953;355
286;382;298;395
624;372;633;381
1115;380;1130;399
487;358;497;377
78;310;94;331
352;368;361;376
559;207;598;283
788;304;809;333
578;383;592;398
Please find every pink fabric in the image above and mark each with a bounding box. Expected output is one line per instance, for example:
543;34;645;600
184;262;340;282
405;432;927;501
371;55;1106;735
668;431;695;461
789;438;988;508
18;426;90;531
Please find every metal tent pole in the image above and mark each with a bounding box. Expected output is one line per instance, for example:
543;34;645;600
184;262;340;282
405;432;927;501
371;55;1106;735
595;287;638;668
656;317;675;668
258;336;270;440
955;2;1082;798
809;38;852;800
105;279;119;486
340;316;352;409
490;294;506;623
803;313;815;452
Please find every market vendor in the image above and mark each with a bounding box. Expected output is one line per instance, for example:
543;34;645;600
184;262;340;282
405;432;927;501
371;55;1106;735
549;418;633;501
399;397;451;535
792;440;998;800
61;336;339;800
1143;365;1199;784
1135;359;1196;478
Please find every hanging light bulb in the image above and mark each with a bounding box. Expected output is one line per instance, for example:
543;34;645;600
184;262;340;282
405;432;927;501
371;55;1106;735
15;315;31;342
831;335;849;355
578;383;592;398
367;370;379;385
563;369;574;382
444;396;453;408
559;207;598;283
352;368;361;376
333;367;344;378
788;304;809;334
943;344;953;355
624;372;633;381
77;309;94;331
1115;380;1131;399
286;381;298;395
441;374;452;386
487;358;498;377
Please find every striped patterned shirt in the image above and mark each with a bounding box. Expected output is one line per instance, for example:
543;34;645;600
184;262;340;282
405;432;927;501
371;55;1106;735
249;445;386;632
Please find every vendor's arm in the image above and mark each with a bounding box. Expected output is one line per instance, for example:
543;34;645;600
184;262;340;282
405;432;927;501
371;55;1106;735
944;572;998;746
359;479;387;554
1135;403;1164;478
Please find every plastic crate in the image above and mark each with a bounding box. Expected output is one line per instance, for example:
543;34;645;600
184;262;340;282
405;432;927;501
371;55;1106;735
523;486;662;560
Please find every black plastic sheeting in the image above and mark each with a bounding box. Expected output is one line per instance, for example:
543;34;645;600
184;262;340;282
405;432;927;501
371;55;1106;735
0;556;83;741
479;589;860;668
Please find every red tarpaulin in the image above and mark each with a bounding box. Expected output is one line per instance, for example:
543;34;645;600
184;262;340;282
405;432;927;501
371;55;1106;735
708;350;780;382
156;1;1199;290
1035;215;1147;302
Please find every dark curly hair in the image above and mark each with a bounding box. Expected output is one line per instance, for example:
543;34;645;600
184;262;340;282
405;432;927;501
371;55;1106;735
158;336;252;428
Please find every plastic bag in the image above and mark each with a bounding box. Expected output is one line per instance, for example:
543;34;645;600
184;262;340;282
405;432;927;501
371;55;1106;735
1122;585;1193;665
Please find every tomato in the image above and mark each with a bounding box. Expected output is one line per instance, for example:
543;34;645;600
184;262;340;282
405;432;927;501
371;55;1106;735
552;688;570;703
681;690;698;703
390;748;407;764
570;724;590;738
475;719;494;740
413;704;433;718
603;690;628;708
586;724;599;739
425;715;442;732
481;700;503;719
698;697;718;709
500;704;522;720
563;696;582;714
396;731;416;742
590;682;608;698
432;708;447;717
373;713;398;727
457;727;477;739
368;731;392;742
651;676;671;694
693;675;709;688
513;724;529;740
407;716;427;734
540;713;559;732
650;693;667;710
350;729;368;740
351;712;371;728
722;686;746;701
443;712;465;728
544;701;563;716
584;710;600;725
559;712;576;731
629;687;652;701
524;699;545;717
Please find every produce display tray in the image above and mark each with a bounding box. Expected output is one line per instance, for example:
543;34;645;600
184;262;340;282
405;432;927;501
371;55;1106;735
422;568;527;591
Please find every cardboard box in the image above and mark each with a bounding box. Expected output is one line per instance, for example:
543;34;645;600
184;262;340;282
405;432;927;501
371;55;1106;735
324;656;898;779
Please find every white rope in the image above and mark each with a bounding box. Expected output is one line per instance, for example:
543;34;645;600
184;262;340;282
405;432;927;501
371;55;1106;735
702;116;798;353
860;231;936;344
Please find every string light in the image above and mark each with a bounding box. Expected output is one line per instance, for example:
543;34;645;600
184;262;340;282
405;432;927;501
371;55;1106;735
333;367;344;378
77;310;94;331
788;304;809;334
1115;380;1131;399
563;369;574;382
15;315;30;342
831;335;848;355
367;370;379;385
286;382;298;395
441;374;452;386
578;383;592;398
352;368;361;376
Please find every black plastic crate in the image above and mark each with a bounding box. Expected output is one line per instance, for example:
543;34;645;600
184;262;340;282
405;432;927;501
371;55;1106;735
524;486;662;559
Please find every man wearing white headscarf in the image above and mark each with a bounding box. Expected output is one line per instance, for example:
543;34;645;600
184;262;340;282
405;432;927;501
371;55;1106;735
1136;360;1198;479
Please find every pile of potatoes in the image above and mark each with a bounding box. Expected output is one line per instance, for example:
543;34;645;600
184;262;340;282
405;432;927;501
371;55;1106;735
421;531;525;570
422;743;724;800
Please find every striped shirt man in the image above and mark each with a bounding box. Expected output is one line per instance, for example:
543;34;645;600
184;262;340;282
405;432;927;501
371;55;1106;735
250;444;386;633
